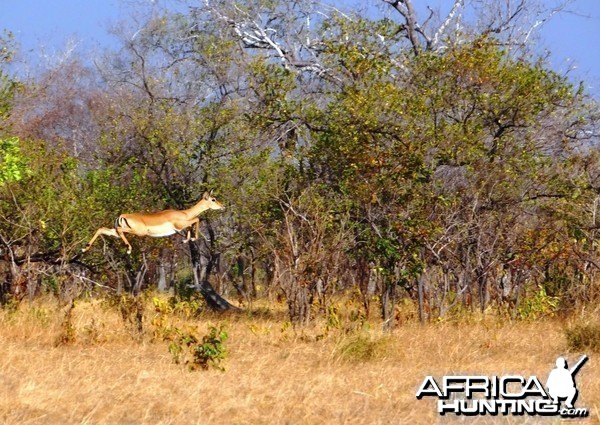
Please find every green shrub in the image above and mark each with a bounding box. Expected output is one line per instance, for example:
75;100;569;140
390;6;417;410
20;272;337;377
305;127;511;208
518;285;559;320
169;324;229;371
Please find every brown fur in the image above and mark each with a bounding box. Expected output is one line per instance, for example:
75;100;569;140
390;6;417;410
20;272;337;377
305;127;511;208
82;192;224;254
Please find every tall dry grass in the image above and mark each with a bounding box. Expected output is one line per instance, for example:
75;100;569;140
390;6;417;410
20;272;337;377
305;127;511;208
0;295;598;424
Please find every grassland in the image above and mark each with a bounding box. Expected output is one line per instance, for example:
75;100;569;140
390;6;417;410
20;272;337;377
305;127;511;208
0;295;598;425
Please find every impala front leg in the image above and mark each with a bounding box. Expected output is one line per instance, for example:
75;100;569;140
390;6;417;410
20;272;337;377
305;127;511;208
191;217;200;241
182;218;200;243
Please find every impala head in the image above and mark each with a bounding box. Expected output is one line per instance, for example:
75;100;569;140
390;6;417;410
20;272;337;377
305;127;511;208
202;191;225;210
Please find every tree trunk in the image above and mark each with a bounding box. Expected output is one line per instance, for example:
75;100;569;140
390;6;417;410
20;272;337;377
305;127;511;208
417;273;426;324
381;278;396;330
477;267;488;313
157;262;167;292
285;279;312;327
188;240;239;312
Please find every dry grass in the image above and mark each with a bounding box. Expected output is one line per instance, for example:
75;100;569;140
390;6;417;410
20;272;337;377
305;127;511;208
0;296;598;425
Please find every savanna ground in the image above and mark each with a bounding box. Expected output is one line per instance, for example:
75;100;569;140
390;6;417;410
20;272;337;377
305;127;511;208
0;295;598;425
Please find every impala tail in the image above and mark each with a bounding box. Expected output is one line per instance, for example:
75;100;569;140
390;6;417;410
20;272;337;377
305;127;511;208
115;216;130;229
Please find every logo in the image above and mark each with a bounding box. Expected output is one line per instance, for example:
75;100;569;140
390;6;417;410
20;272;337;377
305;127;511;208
416;355;589;418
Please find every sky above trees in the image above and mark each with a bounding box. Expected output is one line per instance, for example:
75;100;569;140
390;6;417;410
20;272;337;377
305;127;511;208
3;0;600;98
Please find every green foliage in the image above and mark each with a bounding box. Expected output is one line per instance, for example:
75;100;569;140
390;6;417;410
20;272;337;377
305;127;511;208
0;30;19;123
150;295;204;340
565;322;600;353
168;324;229;371
0;139;96;261
0;1;596;324
0;31;14;64
171;273;197;301
518;286;560;320
0;137;28;184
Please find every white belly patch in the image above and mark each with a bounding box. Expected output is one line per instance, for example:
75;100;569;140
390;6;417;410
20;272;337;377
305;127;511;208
147;223;179;237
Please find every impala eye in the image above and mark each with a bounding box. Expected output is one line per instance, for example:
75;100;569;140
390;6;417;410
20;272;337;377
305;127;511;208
211;198;216;202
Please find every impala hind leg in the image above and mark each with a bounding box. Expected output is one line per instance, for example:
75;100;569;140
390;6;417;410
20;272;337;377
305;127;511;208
82;227;119;252
116;228;134;254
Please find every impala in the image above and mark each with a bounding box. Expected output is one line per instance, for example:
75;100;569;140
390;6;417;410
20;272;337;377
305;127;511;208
82;192;225;254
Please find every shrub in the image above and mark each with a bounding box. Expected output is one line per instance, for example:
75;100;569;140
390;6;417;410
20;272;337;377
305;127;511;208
55;301;76;346
518;285;559;320
334;332;393;363
169;324;229;371
565;322;600;353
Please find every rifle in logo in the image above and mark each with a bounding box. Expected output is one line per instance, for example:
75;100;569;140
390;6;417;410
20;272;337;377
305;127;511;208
546;355;588;409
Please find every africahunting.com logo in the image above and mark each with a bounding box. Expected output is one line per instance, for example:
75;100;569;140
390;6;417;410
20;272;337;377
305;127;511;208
416;355;589;418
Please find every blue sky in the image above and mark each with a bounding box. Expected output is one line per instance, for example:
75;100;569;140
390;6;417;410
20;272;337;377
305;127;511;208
2;0;127;57
538;0;600;97
2;0;599;98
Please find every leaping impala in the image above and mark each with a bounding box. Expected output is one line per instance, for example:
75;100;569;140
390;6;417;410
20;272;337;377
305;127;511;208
82;192;225;254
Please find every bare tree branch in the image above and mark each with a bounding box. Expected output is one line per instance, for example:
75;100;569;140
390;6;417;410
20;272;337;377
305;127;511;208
523;1;572;44
382;0;430;54
199;1;340;82
380;0;577;56
431;0;465;50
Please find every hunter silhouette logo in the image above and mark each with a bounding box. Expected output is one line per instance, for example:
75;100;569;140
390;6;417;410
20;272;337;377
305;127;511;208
546;355;587;409
416;355;589;418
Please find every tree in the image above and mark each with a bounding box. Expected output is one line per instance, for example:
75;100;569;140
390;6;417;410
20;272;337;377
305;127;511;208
0;0;597;323
0;31;19;127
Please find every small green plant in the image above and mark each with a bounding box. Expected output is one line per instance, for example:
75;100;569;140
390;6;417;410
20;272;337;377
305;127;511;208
151;296;172;340
565;322;600;353
29;306;51;326
518;285;559;320
169;296;204;318
317;306;342;340
168;324;229;371
326;306;341;330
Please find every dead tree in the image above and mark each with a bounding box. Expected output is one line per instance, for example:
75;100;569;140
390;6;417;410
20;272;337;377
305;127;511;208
188;239;239;312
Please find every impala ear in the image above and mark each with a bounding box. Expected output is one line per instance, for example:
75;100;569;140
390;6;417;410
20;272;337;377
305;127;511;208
203;191;211;200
